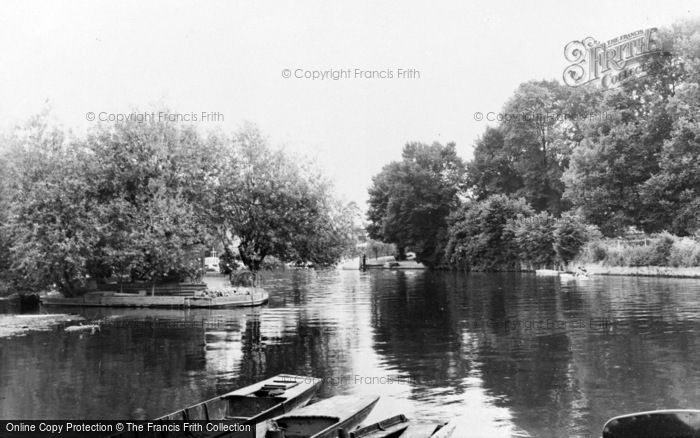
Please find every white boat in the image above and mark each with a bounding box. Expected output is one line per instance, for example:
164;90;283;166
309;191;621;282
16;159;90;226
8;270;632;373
535;269;560;276
64;323;101;333
560;272;592;282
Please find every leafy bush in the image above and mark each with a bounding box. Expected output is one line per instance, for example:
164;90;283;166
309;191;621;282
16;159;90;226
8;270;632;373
669;238;700;267
260;256;285;270
623;233;676;266
626;245;658;266
445;195;533;271
649;232;675;266
510;212;557;269
600;245;626;266
553;213;590;266
584;240;607;262
573;231;700;268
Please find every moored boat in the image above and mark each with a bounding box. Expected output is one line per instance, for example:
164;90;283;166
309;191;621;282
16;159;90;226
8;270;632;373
401;420;446;438
157;374;322;428
427;419;457;438
559;272;576;281
601;409;700;437
349;414;409;438
41;288;268;308
560;273;592;282
265;394;380;438
400;419;456;438
535;269;560;276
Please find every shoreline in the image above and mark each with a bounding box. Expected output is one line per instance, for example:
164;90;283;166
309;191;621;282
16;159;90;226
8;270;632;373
580;264;700;279
340;257;427;270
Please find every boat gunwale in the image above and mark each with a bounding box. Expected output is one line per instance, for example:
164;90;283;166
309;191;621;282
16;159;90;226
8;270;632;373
349;414;409;438
154;375;322;422
240;383;321;425
273;395;380;438
276;414;341;422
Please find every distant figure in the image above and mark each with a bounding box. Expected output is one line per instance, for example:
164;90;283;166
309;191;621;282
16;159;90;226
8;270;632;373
361;254;367;271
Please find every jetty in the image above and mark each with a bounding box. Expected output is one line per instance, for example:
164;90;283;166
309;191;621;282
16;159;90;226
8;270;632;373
41;272;269;308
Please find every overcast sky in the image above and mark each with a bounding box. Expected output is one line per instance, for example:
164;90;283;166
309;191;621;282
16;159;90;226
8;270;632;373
0;0;697;207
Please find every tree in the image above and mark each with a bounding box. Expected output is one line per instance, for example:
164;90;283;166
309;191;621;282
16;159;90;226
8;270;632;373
467;127;522;199
1;114;221;295
3;116;101;295
510;212;557;269
0;134;14;293
637;21;700;235
212;124;352;270
562;21;698;236
445;195;533;271
553;213;589;266
84;117;214;286
366;142;466;267
468;81;601;215
1;115;351;293
286;197;358;267
365;239;396;260
562;88;673;235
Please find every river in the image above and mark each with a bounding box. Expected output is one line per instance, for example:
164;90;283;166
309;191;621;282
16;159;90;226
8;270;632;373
2;269;700;437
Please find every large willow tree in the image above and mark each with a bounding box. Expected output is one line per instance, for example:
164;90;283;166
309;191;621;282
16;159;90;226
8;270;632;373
211;124;354;271
0;117;353;295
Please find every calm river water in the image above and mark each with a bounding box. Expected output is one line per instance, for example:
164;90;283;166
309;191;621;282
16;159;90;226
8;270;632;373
2;269;700;437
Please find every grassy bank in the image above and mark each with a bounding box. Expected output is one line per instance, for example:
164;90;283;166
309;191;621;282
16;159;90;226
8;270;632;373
572;233;700;278
581;264;700;278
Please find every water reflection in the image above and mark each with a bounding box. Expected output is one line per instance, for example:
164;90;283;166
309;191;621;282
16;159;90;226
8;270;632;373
2;271;700;437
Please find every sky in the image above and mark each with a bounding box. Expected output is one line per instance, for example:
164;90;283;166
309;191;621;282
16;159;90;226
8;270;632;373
0;0;697;207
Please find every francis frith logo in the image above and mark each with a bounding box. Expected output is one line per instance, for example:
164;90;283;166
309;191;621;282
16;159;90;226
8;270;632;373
563;28;668;89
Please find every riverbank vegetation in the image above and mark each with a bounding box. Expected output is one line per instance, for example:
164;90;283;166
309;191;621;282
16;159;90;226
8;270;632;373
577;234;700;268
0;116;357;296
367;18;700;272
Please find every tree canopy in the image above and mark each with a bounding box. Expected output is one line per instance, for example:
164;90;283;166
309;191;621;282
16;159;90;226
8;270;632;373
563;19;700;236
366;142;466;267
211;125;354;270
467;81;603;215
445;195;533;271
0;117;354;295
365;19;700;271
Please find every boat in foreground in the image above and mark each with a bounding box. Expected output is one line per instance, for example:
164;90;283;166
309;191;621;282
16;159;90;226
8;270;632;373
265;394;380;438
602;409;700;438
349;415;410;438
156;374;322;429
41;288;268;308
426;419;457;438
349;415;457;438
